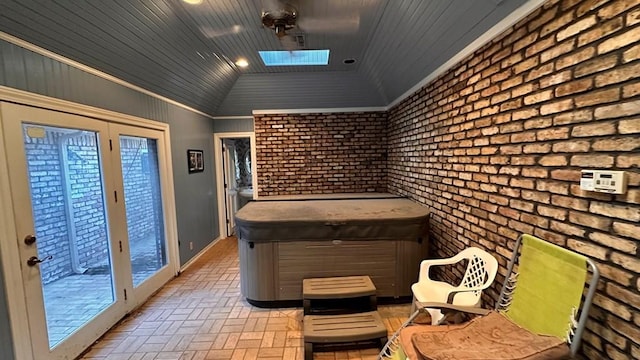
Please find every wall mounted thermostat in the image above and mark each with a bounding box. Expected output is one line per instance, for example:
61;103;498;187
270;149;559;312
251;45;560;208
580;170;627;194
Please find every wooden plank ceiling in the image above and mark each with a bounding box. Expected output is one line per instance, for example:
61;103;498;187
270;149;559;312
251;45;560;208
0;0;530;116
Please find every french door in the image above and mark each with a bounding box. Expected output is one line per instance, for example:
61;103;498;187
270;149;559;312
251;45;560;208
0;102;176;359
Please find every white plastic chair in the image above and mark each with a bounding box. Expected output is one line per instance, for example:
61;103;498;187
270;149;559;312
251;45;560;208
411;247;498;325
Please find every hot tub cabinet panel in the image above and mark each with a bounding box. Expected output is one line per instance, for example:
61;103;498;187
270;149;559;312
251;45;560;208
238;240;278;301
279;240;397;300
236;198;429;304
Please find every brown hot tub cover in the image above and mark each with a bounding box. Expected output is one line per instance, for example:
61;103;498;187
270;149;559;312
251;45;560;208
235;198;430;242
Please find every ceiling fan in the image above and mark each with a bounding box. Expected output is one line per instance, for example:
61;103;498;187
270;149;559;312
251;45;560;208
261;0;302;50
260;0;360;50
261;1;298;39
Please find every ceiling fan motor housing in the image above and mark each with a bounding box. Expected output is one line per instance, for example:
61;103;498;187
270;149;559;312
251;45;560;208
261;3;297;38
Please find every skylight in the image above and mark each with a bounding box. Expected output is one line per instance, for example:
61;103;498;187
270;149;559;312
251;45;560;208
259;50;330;66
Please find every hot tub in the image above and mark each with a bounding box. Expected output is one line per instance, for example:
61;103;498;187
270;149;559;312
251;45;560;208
234;196;429;306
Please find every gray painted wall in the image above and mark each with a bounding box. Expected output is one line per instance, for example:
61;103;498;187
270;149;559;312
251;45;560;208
2;41;171;121
0;39;220;358
213;118;254;133
168;105;219;264
0;261;14;360
215;72;386;116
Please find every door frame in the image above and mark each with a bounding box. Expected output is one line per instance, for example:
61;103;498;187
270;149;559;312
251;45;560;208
0;86;180;360
213;132;257;238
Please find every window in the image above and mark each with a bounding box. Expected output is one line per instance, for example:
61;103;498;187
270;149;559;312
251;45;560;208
258;49;330;66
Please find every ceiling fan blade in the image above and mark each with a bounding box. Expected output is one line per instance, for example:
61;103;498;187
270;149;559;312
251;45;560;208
199;25;244;38
262;0;283;11
279;35;298;51
297;16;360;34
261;0;296;18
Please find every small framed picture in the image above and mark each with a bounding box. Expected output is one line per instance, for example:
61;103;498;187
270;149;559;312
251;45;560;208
187;149;204;173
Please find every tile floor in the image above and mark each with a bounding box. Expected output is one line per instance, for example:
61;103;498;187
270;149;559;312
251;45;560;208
80;236;410;360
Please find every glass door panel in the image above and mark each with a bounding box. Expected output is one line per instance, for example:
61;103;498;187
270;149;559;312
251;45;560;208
1;102;127;360
2;103;177;359
119;135;167;287
23;124;116;349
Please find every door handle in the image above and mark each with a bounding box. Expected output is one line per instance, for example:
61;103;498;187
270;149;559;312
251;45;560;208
24;234;37;245
27;255;53;267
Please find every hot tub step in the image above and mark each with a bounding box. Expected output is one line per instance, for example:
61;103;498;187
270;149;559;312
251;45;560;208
303;311;387;360
303;276;377;315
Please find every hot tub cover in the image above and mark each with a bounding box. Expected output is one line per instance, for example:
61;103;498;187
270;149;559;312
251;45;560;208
235;197;429;242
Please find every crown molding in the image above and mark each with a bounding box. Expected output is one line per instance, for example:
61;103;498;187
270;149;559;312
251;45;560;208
252;106;387;115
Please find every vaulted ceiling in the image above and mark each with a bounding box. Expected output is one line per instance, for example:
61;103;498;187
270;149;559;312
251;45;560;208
1;0;532;116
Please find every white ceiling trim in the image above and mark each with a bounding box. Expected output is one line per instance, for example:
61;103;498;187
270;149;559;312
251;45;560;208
252;107;387;115
211;116;254;120
387;0;547;110
0;32;216;120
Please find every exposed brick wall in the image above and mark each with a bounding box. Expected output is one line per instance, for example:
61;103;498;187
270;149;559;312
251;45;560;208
121;137;166;276
25;132;163;283
121;137;158;245
66;137;110;271
25;131;72;284
387;1;640;359
254;112;387;196
26;132;110;283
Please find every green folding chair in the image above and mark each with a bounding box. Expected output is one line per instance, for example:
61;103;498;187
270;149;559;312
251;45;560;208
379;234;600;360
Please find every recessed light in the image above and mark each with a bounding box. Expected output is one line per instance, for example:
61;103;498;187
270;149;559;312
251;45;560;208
343;58;356;64
235;58;249;68
182;0;203;5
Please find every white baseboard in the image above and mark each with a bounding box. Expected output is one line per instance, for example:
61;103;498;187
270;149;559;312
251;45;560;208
179;236;222;273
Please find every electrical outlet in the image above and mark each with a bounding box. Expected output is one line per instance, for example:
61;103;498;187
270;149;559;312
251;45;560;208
189;242;193;250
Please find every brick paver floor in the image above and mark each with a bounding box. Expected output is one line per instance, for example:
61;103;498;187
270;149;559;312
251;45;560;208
42;234;159;347
78;236;410;360
44;274;113;346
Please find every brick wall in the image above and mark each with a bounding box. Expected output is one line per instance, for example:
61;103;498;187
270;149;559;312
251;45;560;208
67;137;111;272
254;112;387;196
26;132;110;283
121;137;157;245
25;131;72;284
387;1;639;359
24;129;165;284
121;137;166;272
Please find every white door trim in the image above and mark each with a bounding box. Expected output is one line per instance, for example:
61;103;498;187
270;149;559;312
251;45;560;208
0;87;181;360
213;132;257;238
108;124;180;310
0;105;33;360
0;86;170;131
